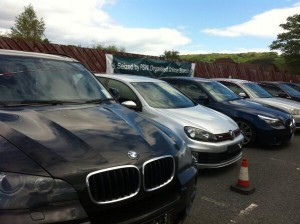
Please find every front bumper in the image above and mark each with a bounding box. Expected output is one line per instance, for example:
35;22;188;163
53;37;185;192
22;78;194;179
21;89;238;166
256;126;295;145
0;166;198;224
186;134;244;169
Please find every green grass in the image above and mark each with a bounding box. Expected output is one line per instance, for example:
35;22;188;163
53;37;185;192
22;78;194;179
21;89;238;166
179;52;285;70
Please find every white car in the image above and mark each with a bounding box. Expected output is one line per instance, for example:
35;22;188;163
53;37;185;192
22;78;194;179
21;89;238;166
96;74;244;169
215;78;300;129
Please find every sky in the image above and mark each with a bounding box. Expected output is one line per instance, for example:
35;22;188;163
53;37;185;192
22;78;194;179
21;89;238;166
0;0;300;56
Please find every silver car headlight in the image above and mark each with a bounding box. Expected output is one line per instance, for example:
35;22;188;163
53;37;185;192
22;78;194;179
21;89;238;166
289;108;300;115
184;126;217;142
0;172;77;209
178;142;194;170
258;115;285;129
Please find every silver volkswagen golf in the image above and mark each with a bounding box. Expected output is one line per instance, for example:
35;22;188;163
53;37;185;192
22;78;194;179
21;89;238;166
96;74;244;169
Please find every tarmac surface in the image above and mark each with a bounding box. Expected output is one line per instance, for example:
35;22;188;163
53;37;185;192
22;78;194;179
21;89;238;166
185;131;300;224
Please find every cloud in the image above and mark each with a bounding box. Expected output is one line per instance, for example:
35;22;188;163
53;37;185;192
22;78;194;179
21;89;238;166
0;0;190;56
201;3;300;37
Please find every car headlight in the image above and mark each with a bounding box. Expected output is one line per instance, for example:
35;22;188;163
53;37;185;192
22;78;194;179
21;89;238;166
178;142;194;170
258;115;285;129
184;126;217;142
289;108;300;115
0;172;77;209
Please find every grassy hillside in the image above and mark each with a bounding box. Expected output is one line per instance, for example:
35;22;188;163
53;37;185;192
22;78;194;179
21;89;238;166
180;52;285;70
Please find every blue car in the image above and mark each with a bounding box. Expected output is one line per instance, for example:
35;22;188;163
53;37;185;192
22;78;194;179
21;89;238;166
162;77;296;146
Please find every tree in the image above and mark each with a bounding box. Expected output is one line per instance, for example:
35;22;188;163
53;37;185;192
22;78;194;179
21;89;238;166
161;50;180;59
9;4;48;42
93;43;126;52
270;14;300;73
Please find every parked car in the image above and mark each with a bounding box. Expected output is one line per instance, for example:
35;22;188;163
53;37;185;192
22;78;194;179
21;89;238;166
213;78;300;130
256;81;300;102
96;74;244;169
162;77;296;146
0;50;198;224
282;82;300;92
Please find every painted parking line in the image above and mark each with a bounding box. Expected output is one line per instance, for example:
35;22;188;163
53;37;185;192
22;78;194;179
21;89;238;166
200;196;229;207
230;203;258;223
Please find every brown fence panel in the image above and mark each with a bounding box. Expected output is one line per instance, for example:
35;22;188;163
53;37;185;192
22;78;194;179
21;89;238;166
1;37;299;82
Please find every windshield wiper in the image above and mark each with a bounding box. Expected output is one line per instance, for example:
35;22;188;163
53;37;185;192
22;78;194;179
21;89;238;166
85;98;115;104
0;100;82;107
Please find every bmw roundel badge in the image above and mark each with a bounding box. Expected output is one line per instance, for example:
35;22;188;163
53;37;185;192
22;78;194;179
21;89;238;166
128;151;140;160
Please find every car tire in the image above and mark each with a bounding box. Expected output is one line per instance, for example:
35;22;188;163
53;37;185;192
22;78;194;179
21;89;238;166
236;120;256;146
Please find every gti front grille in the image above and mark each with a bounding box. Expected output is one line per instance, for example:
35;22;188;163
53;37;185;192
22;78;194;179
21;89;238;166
143;156;175;191
87;165;140;204
215;128;241;141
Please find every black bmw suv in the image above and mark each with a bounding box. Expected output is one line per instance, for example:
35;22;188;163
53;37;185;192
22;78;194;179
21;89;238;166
0;50;197;224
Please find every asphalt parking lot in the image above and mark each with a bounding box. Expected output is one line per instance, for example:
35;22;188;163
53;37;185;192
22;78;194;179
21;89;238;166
185;131;300;224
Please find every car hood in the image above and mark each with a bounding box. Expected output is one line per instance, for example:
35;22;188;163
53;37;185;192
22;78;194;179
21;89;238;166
250;97;300;111
0;104;174;179
154;105;238;134
225;99;290;119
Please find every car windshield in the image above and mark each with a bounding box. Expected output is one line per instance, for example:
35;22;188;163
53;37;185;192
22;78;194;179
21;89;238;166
0;56;112;106
286;83;300;92
280;83;300;96
199;81;240;102
242;83;273;98
131;81;195;109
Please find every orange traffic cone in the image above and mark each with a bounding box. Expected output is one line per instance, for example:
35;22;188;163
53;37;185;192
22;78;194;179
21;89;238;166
230;159;255;195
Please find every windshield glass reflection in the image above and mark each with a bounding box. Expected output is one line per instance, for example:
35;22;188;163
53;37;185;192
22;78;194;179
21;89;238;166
0;57;111;105
131;82;195;109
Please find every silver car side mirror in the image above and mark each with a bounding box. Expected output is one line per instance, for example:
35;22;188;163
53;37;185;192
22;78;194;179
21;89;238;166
121;100;137;109
239;92;247;98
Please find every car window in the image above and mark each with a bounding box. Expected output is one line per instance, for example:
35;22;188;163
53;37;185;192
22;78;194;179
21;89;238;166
0;56;111;104
286;83;300;92
106;79;141;106
219;81;248;97
279;83;300;96
242;83;273;98
131;82;195;109
177;81;206;100
199;81;239;101
258;84;285;96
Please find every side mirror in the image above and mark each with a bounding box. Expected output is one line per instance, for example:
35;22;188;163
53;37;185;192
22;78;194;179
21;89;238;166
121;100;137;109
109;87;120;100
238;92;247;98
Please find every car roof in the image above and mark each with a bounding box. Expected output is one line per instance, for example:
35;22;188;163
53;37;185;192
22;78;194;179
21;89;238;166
162;76;209;81
212;78;252;84
0;49;78;62
95;73;164;83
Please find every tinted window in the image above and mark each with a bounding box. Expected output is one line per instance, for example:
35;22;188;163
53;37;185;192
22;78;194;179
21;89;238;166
258;84;285;96
176;81;207;100
242;83;273;98
279;83;300;96
219;81;247;97
0;56;111;103
286;83;300;92
131;82;195;109
199;81;239;101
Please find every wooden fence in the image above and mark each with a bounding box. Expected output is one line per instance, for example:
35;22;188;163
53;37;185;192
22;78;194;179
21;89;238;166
1;37;299;82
